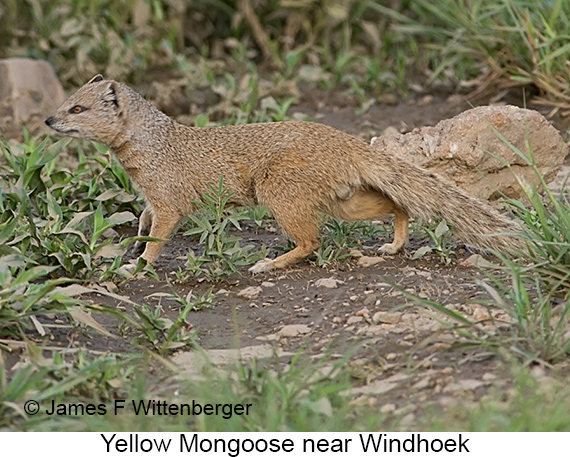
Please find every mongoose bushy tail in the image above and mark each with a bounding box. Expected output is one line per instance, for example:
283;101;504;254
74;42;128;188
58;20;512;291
360;157;523;253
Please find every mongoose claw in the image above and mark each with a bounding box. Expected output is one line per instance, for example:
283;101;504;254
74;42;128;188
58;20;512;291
120;262;137;274
132;240;146;257
249;258;275;274
119;258;150;276
378;243;400;255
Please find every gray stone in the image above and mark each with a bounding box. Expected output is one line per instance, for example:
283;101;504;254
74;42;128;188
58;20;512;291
0;58;65;137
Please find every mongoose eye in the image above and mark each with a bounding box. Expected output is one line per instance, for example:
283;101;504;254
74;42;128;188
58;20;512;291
69;105;85;114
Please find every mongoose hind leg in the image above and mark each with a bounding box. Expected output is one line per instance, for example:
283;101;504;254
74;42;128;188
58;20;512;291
133;206;153;256
328;189;409;254
249;205;320;274
139;208;182;264
378;207;409;254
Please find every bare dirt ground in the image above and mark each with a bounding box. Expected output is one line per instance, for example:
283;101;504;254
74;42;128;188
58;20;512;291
37;89;570;425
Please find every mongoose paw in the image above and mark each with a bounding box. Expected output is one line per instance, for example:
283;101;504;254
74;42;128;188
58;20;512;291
378;243;401;255
249;258;275;274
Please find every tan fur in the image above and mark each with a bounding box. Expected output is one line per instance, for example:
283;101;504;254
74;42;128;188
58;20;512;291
45;75;523;273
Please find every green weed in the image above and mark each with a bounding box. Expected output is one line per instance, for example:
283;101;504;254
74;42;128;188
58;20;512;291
132;301;198;354
408;131;570;364
400;0;570;112
428;367;570;432
314;218;390;267
178;176;267;281
0;137;145;339
413;220;456;265
244;206;272;230
0;348;140;430
0;0;175;86
0;138;140;281
3;0;570;113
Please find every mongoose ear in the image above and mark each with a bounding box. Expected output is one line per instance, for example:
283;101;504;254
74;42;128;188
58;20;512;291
88;74;104;84
102;82;119;107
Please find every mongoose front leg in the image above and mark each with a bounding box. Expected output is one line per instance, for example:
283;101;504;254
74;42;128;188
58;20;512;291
139;209;181;264
378;207;409;254
133;206;154;257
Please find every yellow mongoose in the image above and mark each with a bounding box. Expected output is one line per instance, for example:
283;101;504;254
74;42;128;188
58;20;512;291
45;75;523;273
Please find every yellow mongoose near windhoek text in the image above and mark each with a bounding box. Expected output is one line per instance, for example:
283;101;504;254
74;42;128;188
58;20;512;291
45;75;523;273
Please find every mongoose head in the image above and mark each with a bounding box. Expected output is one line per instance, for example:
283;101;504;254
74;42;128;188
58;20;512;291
45;74;128;147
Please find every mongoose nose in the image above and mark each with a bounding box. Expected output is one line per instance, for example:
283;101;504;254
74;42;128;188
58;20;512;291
45;116;54;126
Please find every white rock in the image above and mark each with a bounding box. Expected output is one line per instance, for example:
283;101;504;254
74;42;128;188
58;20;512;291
279;324;311;337
357;256;385;267
464;254;500;269
380;403;396;414
237;286;262;300
314;278;343;289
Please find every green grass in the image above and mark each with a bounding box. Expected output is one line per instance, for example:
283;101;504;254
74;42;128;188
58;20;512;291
401;0;570;111
178;176;268;281
0;345;370;432
426;366;570;432
0;137;140;339
0;137;142;279
4;1;569;112
313;218;389;267
0;136;208;366
412;220;456;265
406;133;570;365
6;341;570;432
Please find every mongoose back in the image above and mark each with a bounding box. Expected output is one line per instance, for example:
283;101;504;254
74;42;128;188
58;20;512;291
45;75;523;273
